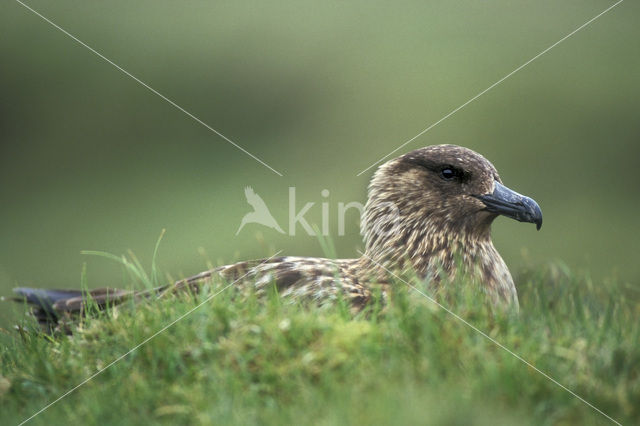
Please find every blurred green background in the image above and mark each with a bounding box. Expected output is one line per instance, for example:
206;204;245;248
1;0;639;325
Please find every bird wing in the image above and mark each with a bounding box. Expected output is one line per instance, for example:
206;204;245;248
12;257;371;334
12;287;142;334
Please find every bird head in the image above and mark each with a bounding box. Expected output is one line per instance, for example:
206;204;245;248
362;145;542;258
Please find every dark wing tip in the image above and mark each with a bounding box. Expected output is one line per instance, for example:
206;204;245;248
13;287;83;313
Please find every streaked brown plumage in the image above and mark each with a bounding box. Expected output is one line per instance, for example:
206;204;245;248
12;145;542;331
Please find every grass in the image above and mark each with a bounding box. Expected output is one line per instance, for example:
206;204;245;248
0;252;639;425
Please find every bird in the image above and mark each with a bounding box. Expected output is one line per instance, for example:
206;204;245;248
236;186;285;235
12;145;542;332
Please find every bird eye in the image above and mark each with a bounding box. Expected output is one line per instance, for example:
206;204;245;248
440;168;456;180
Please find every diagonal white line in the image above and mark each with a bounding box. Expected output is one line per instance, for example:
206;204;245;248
357;250;621;425
356;0;624;177
14;0;284;177
18;250;284;425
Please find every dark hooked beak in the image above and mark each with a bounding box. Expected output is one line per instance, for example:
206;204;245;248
474;181;543;230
